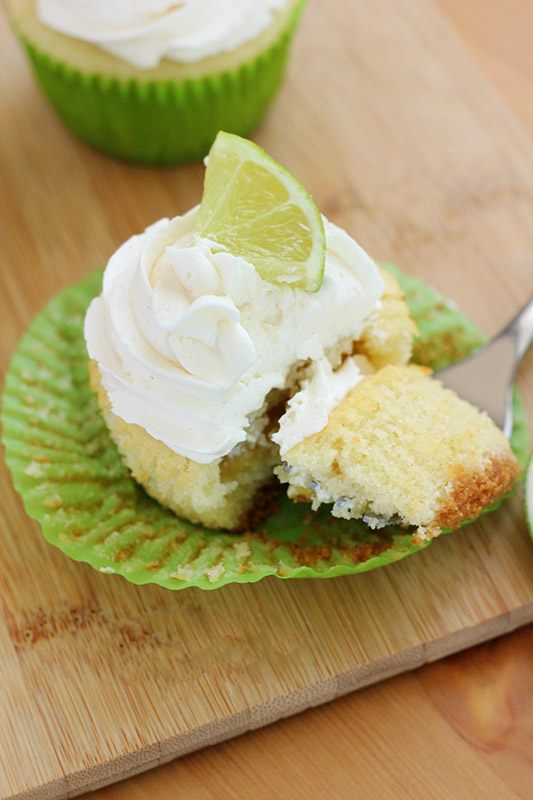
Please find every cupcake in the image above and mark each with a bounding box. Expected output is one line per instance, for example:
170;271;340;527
6;0;306;164
83;132;519;536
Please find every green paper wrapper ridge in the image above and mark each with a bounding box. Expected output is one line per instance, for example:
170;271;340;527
1;267;529;590
11;0;306;165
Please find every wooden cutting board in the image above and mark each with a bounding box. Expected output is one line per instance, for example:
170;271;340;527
1;0;532;798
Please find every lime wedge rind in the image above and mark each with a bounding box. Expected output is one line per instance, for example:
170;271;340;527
197;131;325;292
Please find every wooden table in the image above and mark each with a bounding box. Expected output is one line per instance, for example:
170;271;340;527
1;1;532;798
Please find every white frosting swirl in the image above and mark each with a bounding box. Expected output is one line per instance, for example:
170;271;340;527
84;207;383;463
37;0;287;68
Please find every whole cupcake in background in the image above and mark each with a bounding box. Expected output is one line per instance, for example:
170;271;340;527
6;0;306;164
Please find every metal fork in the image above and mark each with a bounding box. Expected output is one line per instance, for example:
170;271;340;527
437;296;533;438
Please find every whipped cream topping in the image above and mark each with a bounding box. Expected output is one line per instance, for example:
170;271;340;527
84;207;383;463
37;0;287;68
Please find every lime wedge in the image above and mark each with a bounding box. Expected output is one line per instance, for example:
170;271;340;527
197;132;326;292
526;453;533;536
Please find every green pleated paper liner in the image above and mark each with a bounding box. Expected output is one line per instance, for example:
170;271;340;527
10;0;306;165
1;266;529;590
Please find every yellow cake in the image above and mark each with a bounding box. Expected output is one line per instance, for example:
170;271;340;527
275;364;520;543
89;358;280;530
355;267;417;369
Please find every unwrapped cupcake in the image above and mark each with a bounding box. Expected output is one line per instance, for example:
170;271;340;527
84;132;520;536
7;0;306;164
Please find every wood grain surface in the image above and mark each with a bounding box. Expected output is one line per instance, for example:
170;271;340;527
1;0;533;798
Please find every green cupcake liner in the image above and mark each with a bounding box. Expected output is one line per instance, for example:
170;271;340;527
1;266;529;590
11;0;306;165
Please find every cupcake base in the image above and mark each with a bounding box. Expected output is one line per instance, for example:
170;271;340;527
88;360;281;531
